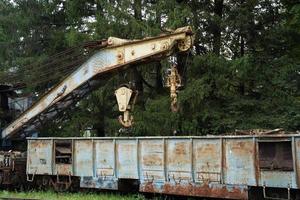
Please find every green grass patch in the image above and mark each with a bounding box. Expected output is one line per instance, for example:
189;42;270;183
0;190;145;200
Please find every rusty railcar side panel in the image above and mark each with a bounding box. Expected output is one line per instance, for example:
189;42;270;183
27;139;53;175
295;138;300;187
55;164;72;175
193;139;222;183
116;140;138;179
26;135;300;199
74;140;93;177
259;171;295;188
166;139;192;182
257;139;297;188
140;182;248;199
139;139;165;181
94;140;115;177
225;138;256;185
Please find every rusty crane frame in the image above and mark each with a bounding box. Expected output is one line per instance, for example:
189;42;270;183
1;27;193;139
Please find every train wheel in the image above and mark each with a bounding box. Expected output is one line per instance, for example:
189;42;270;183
50;177;71;192
54;182;71;192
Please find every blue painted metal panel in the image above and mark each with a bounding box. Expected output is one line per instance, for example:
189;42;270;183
139;139;165;182
27;134;300;199
116;140;138;179
260;171;295;188
166;139;192;183
94;140;115;177
193;139;222;183
295;137;300;188
27;139;53;175
80;176;118;190
74;140;93;177
225;139;256;185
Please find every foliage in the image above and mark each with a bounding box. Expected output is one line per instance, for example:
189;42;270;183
0;0;299;136
0;190;146;200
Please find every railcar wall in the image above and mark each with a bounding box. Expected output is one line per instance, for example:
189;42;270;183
27;135;300;199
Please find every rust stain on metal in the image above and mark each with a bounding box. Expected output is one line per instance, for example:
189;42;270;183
231;141;253;156
142;154;163;167
254;139;260;186
168;141;191;165
195;142;220;170
296;139;300;187
141;182;248;199
56;164;72;175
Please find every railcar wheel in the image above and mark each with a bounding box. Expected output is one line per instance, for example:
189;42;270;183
50;177;72;192
0;172;3;185
53;182;71;192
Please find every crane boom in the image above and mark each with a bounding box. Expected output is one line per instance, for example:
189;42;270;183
1;26;193;139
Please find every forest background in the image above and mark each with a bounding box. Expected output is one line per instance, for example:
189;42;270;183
0;0;299;137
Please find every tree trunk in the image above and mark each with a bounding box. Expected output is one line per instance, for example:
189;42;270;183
212;0;224;56
177;54;188;86
133;0;142;21
132;67;145;109
240;0;245;57
94;118;105;137
240;35;245;57
155;62;163;93
132;0;144;109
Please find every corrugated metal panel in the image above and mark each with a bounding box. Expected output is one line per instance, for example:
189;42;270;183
225;138;256;185
94;140;115;177
140;182;248;200
116;140;138;179
74;140;93;176
193;139;221;183
260;171;295;188
295;137;300;187
257;138;297;188
55;164;72;175
166;139;192;182
27;134;300;199
27;139;53;175
139;139;165;181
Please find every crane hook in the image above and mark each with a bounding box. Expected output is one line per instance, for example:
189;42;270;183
115;85;138;128
164;65;182;112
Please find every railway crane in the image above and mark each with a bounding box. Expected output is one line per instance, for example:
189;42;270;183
0;27;299;200
1;26;193;140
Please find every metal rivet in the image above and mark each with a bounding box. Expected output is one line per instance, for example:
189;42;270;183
152;44;156;50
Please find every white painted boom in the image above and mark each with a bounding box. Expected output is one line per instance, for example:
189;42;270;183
2;27;193;139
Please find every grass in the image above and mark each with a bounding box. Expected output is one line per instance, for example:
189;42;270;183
0;190;145;200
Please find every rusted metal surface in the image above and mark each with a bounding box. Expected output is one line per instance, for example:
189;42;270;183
74;140;93;177
140;139;165;181
167;139;192;182
259;141;293;171
260;170;295;188
117;140;138;179
80;176;118;190
27;139;52;175
94;140;115;177
140;182;248;199
0;151;26;186
295;138;300;188
225;139;256;185
193;139;221;183
26;134;300;198
258;139;297;188
55;164;72;176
